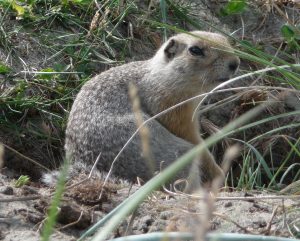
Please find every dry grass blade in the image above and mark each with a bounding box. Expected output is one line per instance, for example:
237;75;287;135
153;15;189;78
0;143;4;169
128;82;153;169
2;143;50;171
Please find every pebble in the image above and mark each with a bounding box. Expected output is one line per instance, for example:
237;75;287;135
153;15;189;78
0;186;14;195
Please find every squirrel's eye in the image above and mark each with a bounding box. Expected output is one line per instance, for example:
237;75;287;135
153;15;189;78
189;46;205;57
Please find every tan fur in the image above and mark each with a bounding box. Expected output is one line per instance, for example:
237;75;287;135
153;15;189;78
159;101;200;145
159;97;223;184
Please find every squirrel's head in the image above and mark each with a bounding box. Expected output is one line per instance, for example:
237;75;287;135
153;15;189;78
149;31;240;95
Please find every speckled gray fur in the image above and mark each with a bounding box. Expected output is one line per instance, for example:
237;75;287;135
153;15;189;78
65;61;193;181
60;31;240;185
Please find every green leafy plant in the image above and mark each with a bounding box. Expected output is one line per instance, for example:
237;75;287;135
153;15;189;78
281;24;300;50
220;0;247;16
14;175;30;187
0;62;11;74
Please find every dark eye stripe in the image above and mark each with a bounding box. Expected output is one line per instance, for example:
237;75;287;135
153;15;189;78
189;46;205;56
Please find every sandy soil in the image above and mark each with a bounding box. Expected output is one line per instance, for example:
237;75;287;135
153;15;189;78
1;171;299;240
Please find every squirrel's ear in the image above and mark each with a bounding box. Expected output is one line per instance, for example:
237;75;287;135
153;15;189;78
164;38;178;60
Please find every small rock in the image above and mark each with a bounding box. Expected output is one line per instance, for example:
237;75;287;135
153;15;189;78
211;220;221;230
141;215;154;226
133;215;154;233
116;220;128;236
249;207;256;213
252;203;269;212
159;211;174;220
102;203;114;213
57;203;91;229
0;186;14;195
166;214;202;232
22;185;38;195
26;212;44;224
224;202;233;208
91;211;105;224
149;219;166;232
253;219;267;228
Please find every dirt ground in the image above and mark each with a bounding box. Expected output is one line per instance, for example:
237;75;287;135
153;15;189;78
1;0;300;240
0;170;300;240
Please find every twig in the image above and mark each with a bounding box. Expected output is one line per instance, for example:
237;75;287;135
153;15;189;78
263;206;279;235
2;143;50;171
0;144;4;169
282;199;288;230
214;212;257;235
61;153;101;194
273;3;297;29
20;71;83;74
160;186;300;201
0;195;41;202
124;209;138;236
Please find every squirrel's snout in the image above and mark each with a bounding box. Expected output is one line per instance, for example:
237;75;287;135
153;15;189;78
228;57;240;73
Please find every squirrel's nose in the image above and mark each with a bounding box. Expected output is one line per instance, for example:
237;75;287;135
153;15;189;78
228;60;239;72
228;58;240;73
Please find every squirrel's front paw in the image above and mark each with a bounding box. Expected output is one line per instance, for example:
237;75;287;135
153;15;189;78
202;163;225;187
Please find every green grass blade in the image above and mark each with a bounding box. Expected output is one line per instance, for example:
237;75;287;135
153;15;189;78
159;0;167;41
280;163;300;184
268;137;300;188
106;232;299;241
41;159;69;241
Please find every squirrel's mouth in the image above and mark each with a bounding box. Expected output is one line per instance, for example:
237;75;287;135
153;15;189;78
215;77;230;82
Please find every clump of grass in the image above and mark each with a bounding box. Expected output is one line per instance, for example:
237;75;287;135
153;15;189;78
0;0;147;173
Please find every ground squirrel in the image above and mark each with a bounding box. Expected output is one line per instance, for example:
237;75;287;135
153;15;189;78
61;31;240;187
